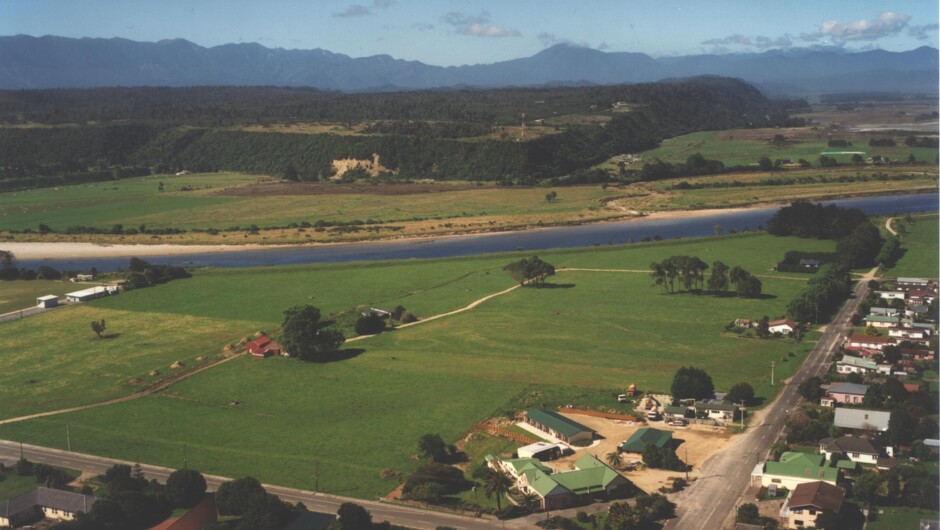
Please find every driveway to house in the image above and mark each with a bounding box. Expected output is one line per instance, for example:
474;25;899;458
665;268;873;529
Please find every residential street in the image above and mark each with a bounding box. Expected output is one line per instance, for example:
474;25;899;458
667;270;872;529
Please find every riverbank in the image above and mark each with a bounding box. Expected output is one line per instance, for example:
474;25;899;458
2;203;766;260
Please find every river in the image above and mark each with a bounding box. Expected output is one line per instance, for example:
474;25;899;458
16;192;939;271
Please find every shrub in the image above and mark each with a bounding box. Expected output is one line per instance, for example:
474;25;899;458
400;311;418;324
354;314;386;335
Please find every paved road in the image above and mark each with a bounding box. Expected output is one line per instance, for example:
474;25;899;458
0;439;507;529
667;273;870;530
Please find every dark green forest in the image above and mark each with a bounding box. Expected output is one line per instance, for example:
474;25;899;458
0;78;800;189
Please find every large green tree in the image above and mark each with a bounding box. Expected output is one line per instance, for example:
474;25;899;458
280;305;346;361
165;469;206;509
670;366;714;401
504;256;555;287
216;476;266;516
482;468;512;512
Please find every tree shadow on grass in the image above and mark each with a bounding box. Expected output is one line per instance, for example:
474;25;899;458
300;348;366;363
101;333;122;339
532;283;576;289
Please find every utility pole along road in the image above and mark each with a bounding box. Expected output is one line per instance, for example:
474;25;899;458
667;272;871;530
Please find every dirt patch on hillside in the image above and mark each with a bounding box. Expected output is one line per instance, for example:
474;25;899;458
212;181;480;197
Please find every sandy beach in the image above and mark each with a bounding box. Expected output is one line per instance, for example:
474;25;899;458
1;203;782;261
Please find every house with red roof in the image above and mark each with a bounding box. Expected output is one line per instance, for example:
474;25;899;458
768;319;798;335
844;335;892;352
246;337;282;358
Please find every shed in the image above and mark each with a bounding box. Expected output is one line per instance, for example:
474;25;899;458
523;409;594;444
65;286;109;302
247;337;282;358
517;442;565;461
36;295;59;308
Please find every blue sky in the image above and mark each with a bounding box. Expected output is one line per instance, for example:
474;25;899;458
3;0;937;65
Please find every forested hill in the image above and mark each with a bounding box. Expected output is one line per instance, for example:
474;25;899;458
0;78;796;188
1;35;937;96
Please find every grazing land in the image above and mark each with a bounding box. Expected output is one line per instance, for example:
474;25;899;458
608;127;939;170
881;213;939;278
0;233;833;498
0;166;935;246
0;279;76;314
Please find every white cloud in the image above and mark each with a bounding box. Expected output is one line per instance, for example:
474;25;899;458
817;11;911;42
442;11;520;38
701;34;752;46
333;0;393;18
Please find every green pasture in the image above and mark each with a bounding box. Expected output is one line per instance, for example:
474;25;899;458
0;279;76;315
0;172;608;232
609;129;939;168
0;233;829;498
642;168;939;211
882;214;939;279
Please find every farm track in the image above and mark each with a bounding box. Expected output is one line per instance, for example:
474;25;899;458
0;353;244;425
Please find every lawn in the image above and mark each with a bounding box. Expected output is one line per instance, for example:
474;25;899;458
0;466;81;500
881;214;939;279
866;506;940;530
0;232;832;498
0;279;77;315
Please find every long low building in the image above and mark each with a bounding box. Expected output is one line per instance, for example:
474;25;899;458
523;409;595;444
65;286;112;302
0;487;96;527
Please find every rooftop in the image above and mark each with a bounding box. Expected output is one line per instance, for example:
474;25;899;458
828;382;868;396
619;428;672;453
764;452;838;483
525;409;593;438
788;481;845;512
833;408;890;431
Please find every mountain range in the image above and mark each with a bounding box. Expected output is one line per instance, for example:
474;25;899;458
1;34;937;96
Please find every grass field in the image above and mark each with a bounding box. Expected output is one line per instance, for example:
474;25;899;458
0;279;77;315
866;507;940;530
882;214;939;279
0;162;934;247
0;233;835;498
606;128;939;169
0;466;80;500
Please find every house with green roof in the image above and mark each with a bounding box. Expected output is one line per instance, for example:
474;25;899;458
524;409;595;444
487;454;632;510
759;452;841;490
619;428;673;453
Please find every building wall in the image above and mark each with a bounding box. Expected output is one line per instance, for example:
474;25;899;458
761;474;835;490
829;392;864;404
787;507;821;529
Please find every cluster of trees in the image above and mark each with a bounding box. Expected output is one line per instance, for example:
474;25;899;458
641;444;686;471
124;257;189;289
279;305;346;361
775;250;839;273
904;135;939;148
670;367;714;402
736;503;780;529
402;463;472;505
58;466;205;530
325;502;409;530
786;264;852;323
650;256;761;297
853;466;938;513
212;476;294;530
670;172;921;192
504;256;555;287
13;458;74;489
637;153;726;181
767;201;868;240
0;252;69;281
1;78;788;188
603;494;676;530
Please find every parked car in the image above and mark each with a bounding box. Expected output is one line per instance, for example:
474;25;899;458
617;394;629;403
646;411;661;421
668;419;688;426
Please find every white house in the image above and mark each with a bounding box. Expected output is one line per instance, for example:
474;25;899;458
819;436;884;465
768;319;798;334
877;290;906;300
836;355;877;375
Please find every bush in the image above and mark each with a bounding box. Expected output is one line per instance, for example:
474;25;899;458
165;468;206;508
354;314;386;335
400;311;418;324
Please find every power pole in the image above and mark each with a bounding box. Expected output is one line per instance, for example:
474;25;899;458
67;424;71;452
770;361;775;387
315;460;320;492
183;443;187;469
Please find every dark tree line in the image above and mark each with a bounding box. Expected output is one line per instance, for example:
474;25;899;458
766;200;868;240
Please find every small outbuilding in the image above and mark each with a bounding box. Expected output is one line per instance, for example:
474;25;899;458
619;427;672;453
247;337;283;358
517;442;565;461
36;295;59;308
